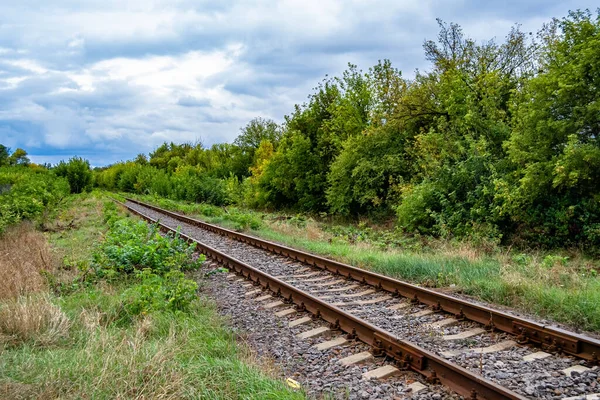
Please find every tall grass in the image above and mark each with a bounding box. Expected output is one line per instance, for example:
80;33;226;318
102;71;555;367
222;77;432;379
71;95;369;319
0;223;55;300
0;295;70;347
1;288;302;399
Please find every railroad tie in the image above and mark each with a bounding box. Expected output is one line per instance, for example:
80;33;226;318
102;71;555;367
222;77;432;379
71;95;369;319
407;382;427;394
339;351;373;366
331;295;390;307
441;340;516;358
296;326;330;339
311;279;346;288
313;336;347;350
254;294;272;302
562;365;592;377
410;309;434;318
301;275;336;283
362;365;400;380
423;318;458;329
263;300;284;309
442;327;485;341
289;272;321;279
338;289;376;298
288;316;312;327
522;351;551;362
563;394;600;400
387;302;409;310
314;284;360;293
274;308;297;317
244;289;262;297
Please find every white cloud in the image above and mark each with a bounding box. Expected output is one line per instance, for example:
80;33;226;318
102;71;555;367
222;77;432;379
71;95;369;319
0;0;598;165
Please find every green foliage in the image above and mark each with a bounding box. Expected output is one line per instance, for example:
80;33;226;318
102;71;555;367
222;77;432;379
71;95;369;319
225;207;263;231
0;166;70;233
121;269;198;315
53;156;93;193
0;144;11;166
93;214;203;278
8;148;30;166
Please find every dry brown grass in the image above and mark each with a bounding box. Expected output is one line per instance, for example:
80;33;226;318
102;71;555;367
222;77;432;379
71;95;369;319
0;294;70;347
0;223;56;300
267;219;331;242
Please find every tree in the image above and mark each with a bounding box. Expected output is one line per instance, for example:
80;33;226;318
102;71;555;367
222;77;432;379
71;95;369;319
8;148;30;166
501;10;600;247
54;157;93;194
235;118;281;150
0;145;9;166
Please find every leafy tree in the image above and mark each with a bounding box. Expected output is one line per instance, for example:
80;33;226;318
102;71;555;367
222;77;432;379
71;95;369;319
54;157;93;194
134;153;148;165
8;148;30;166
235;117;281;151
502;10;600;247
0;145;9;166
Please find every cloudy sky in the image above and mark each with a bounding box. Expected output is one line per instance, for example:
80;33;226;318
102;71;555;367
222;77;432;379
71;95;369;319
0;1;596;166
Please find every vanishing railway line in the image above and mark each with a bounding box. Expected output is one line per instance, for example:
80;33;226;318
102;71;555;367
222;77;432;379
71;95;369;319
119;198;600;400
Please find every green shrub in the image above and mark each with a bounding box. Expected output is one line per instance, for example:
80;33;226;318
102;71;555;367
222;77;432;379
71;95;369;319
121;269;198;316
93;214;204;278
0;166;70;233
53;157;93;194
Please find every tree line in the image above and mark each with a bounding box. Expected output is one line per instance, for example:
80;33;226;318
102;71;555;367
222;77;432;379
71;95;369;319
8;10;600;251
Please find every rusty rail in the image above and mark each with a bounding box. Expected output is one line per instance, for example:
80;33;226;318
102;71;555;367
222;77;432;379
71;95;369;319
118;199;524;399
125;197;600;363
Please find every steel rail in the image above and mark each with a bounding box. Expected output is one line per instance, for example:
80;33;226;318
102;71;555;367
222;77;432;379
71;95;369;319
125;198;600;364
118;199;525;400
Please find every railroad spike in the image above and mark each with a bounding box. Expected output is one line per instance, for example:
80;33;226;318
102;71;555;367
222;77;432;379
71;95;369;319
517;328;529;345
346;328;357;340
410;294;419;304
484;317;495;332
330;319;341;330
470;389;478;400
426;371;440;384
432;301;442;312
371;339;384;356
455;308;466;321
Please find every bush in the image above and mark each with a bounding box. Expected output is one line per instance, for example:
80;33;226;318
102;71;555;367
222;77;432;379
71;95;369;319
93;216;203;278
53;157;93;194
0;166;70;233
121;269;198;316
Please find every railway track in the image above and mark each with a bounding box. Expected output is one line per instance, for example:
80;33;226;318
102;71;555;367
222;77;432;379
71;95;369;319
119;198;600;399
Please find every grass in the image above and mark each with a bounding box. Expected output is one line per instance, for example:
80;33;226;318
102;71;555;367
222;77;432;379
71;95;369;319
125;192;600;333
1;288;303;399
0;192;304;400
0;223;55;300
